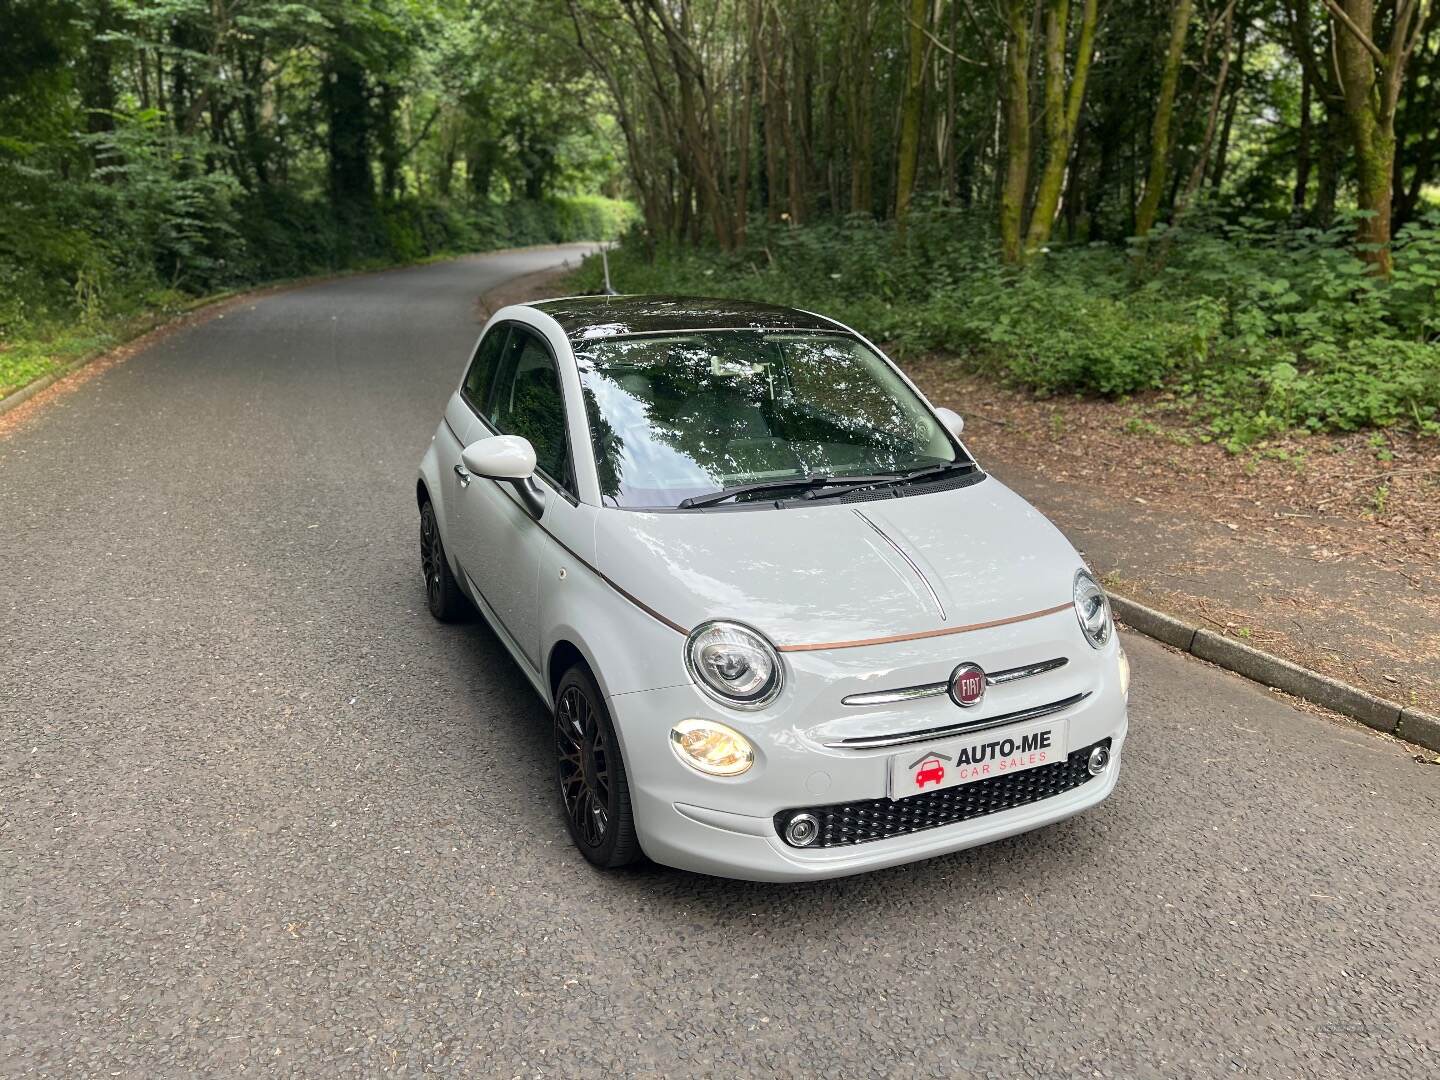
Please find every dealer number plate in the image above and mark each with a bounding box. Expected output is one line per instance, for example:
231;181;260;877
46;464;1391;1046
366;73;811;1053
889;718;1068;800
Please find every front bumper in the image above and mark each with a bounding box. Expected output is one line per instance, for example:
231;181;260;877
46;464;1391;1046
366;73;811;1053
637;744;1122;881
608;635;1128;882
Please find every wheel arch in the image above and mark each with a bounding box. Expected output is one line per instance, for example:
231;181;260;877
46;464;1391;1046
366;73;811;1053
547;638;589;702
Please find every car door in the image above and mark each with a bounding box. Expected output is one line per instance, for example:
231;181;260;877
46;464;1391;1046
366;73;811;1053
452;322;576;668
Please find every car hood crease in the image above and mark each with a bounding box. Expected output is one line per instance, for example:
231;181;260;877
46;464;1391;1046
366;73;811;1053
592;479;1081;649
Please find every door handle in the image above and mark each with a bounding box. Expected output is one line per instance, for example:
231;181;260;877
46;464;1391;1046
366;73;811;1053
453;463;471;488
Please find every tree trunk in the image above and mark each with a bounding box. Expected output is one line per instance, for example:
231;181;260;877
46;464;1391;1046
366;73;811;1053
1135;0;1193;236
1208;52;1245;190
324;47;374;208
942;0;958;201
844;0;877;215
734;3;759;247
789;11;813;222
1341;88;1396;275
894;0;929;228
999;0;1032;262
760;12;784;224
1024;0;1100;254
1293;65;1312;213
1397;81;1437;228
1395;12;1440;229
467;140;499;201
377;82;402;201
1178;0;1239;212
783;36;804;224
81;1;118;139
1327;0;1427;275
1311;111;1342;225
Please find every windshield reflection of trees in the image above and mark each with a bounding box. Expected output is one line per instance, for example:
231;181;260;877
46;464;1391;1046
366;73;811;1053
579;332;943;505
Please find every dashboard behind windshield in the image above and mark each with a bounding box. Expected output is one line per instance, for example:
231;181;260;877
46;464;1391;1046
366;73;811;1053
574;330;962;509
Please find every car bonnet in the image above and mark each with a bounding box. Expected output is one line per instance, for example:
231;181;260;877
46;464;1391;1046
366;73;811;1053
591;477;1081;651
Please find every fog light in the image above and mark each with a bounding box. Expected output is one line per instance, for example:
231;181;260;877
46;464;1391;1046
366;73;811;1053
670;718;755;777
784;812;820;847
1118;647;1131;700
1088;745;1111;776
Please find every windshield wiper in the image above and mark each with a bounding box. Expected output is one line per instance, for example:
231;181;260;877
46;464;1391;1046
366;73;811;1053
677;473;902;509
891;460;978;484
803;460;978;501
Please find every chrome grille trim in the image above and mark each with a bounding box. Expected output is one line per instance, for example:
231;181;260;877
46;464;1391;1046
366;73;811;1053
822;691;1091;750
840;657;1068;707
986;657;1069;685
840;683;950;707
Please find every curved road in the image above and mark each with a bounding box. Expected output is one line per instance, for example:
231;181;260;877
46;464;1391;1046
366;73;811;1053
2;247;1437;1078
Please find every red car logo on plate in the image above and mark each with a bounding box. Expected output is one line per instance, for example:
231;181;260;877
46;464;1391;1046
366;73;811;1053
914;758;946;788
949;662;986;707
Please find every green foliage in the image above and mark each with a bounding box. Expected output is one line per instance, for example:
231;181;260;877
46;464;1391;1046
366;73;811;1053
573;206;1440;446
0;176;632;394
0;0;634;399
83;110;244;291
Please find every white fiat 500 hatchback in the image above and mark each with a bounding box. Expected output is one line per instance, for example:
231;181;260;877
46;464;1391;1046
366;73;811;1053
417;296;1129;881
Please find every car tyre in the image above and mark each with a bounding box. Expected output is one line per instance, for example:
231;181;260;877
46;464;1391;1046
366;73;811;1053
420;499;470;622
554;664;641;869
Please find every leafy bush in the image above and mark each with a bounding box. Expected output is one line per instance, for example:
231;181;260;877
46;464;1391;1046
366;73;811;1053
570;205;1440;445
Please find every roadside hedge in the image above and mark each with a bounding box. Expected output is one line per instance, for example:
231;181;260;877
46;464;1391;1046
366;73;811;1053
0;192;634;397
566;205;1440;447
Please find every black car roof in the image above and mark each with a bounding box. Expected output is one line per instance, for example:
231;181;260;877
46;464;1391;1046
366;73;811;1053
528;295;845;341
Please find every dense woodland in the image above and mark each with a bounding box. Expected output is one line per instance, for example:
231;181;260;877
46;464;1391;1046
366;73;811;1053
562;0;1439;443
560;1;1436;261
2;0;1438;441
1;0;632;391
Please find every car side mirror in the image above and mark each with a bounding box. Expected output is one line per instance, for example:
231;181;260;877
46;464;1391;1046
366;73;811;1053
462;435;536;480
461;435;546;519
935;407;965;439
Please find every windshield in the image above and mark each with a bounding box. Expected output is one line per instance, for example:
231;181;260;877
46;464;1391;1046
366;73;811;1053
574;330;961;509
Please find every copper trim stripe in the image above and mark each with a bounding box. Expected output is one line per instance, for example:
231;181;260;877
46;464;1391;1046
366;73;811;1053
538;525;690;636
775;603;1072;653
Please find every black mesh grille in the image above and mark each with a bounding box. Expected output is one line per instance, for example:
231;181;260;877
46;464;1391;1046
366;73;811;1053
776;738;1111;848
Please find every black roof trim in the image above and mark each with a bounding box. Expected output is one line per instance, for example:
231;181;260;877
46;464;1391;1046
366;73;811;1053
529;295;845;341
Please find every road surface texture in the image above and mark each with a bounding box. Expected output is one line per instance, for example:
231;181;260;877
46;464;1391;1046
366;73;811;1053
2;247;1437;1079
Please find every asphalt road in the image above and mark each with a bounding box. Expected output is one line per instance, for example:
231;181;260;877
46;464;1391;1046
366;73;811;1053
2;246;1438;1079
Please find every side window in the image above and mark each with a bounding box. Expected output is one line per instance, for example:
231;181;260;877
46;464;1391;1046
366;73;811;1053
488;326;572;490
462;326;509;411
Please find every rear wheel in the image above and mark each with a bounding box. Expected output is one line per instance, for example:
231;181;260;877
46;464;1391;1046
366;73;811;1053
554;665;641;869
419;500;469;622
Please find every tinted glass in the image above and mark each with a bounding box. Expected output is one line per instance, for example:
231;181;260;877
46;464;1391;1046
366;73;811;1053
488;326;571;488
463;326;509;409
575;331;958;508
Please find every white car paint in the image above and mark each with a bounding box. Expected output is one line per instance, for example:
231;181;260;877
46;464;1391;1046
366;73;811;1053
418;300;1128;881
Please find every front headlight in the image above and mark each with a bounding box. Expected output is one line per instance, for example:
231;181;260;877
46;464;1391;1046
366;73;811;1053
1073;569;1113;649
685;620;783;709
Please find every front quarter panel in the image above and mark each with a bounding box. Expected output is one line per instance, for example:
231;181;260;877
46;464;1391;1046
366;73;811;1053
417;394;479;567
537;502;691;702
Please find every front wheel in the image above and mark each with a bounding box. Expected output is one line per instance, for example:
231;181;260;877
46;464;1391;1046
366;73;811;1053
554;665;641;869
419;500;470;622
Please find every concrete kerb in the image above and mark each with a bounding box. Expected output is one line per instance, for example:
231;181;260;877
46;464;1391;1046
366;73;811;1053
1109;593;1439;755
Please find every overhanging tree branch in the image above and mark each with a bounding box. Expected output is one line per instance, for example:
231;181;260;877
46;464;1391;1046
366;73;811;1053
1322;0;1385;64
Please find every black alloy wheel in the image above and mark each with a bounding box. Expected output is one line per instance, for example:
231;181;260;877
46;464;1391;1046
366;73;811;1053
419;500;469;622
554;665;640;868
